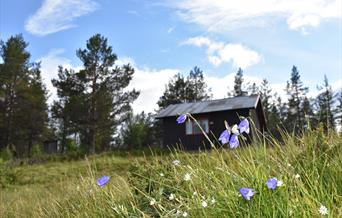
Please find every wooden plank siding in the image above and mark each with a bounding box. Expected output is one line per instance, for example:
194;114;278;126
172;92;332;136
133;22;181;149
161;109;257;150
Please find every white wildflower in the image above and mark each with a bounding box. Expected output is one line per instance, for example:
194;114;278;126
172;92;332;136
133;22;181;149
289;209;293;216
211;197;216;204
193;191;198;196
182;211;188;217
295;174;300;179
149;198;156;206
160;173;164;177
172;160;181;166
169;193;175;200
319;205;328;215
231;124;239;135
184;173;191;181
277;180;284;187
201;201;208;208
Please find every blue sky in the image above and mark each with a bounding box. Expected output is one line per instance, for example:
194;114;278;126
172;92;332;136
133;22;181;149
1;0;341;113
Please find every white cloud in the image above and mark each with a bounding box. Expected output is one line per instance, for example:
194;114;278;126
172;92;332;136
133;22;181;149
117;57;179;113
37;53;178;113
167;26;176;34
25;0;98;36
37;49;81;104
39;53;330;114
183;36;261;69
205;73;287;101
169;0;341;33
332;79;342;92
128;67;179;113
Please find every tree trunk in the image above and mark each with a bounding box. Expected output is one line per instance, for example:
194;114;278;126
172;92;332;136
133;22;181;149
89;71;97;154
5;75;17;149
28;133;33;157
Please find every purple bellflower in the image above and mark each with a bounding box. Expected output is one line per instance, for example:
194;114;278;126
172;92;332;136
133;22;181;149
239;188;255;201
219;130;230;144
96;176;110;188
238;118;250;134
176;114;187;124
266;177;278;190
229;134;239;148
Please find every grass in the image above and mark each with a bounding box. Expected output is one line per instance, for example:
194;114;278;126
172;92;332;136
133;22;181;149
1;128;342;217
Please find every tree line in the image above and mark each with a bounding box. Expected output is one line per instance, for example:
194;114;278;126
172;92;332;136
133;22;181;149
0;34;341;157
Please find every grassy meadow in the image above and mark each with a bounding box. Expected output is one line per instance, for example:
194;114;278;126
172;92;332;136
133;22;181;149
1;128;342;217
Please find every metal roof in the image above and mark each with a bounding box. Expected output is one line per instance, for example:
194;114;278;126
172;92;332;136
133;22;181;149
155;95;260;118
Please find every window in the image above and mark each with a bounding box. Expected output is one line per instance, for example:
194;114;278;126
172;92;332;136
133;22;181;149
185;118;209;135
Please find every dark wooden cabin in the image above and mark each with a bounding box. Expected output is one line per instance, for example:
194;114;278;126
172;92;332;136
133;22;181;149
155;95;266;150
43;139;58;154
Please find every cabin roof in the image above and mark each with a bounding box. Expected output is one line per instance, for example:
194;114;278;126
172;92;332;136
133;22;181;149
155;95;260;118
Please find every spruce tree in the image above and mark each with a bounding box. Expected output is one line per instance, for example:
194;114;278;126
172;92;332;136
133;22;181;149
302;97;316;129
316;75;335;131
285;66;308;134
247;82;259;95
186;66;211;102
259;79;272;121
335;90;342;131
233;68;247;96
268;102;282;139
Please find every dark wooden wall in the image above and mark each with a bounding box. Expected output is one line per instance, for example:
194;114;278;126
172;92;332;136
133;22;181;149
161;109;256;150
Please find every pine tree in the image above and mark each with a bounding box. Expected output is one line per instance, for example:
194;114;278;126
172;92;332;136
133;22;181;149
15;63;48;156
157;67;211;109
0;35;30;151
316;75;335;131
51;67;83;153
285;66;308;134
233;68;247;97
157;73;187;109
0;35;48;156
53;34;139;154
121;112;154;149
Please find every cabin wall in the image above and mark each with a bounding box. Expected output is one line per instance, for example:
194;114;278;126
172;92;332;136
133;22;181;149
161;109;256;150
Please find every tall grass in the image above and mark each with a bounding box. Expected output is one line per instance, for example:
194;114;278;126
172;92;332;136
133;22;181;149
1;127;341;217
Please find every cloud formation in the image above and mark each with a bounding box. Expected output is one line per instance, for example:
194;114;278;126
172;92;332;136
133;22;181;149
37;49;82;104
183;37;261;69
169;0;341;33
38;53;326;114
25;0;98;36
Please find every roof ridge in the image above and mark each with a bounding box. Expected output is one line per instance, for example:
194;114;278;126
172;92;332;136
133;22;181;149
167;95;260;107
156;95;260;118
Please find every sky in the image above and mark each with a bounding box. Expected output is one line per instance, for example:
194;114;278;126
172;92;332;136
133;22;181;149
1;0;341;113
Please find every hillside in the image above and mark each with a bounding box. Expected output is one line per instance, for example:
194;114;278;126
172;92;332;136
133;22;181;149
1;128;342;217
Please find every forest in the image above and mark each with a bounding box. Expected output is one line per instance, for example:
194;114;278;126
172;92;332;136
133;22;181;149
0;34;341;158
